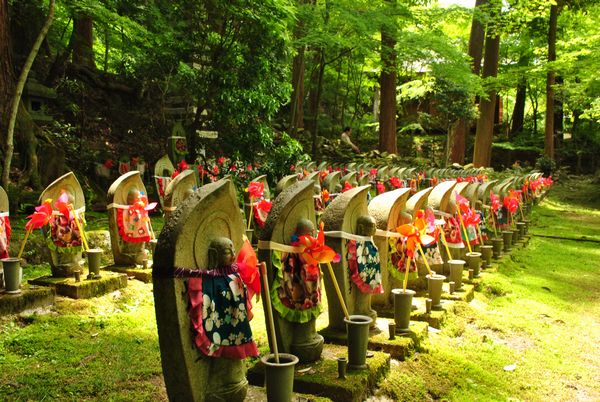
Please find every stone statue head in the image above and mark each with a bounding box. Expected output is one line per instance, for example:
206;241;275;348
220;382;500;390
183;188;195;202
207;237;235;269
60;189;75;204
398;211;413;226
296;218;315;237
356;215;376;236
313;183;321;195
127;188;141;205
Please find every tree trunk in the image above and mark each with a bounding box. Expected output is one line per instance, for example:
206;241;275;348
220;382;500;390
447;0;488;164
0;0;14;152
290;45;305;136
472;32;500;167
510;80;526;137
310;50;326;159
544;3;558;159
468;0;488;76
379;21;397;154
2;0;55;189
72;14;95;68
16;103;41;189
554;75;563;151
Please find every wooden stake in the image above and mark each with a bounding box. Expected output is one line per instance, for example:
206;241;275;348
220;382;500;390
402;256;412;292
325;262;350;320
17;226;33;259
259;262;279;364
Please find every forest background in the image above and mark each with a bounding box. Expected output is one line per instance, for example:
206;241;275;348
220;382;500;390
1;0;599;203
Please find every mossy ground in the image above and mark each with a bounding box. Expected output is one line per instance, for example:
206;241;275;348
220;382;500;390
1;177;599;401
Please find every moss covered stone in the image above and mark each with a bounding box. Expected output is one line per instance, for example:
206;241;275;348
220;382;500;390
248;344;390;402
0;285;55;316
104;265;152;283
29;271;127;299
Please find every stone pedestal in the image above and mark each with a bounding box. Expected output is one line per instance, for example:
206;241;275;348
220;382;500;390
29;272;127;299
0;285;55;315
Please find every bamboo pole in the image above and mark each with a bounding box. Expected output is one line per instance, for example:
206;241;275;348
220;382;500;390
259;262;279;363
437;225;453;261
456;209;473;253
71;207;89;251
324;262;350;320
17;226;33;259
247;201;254;230
416;244;432;275
402;255;412;292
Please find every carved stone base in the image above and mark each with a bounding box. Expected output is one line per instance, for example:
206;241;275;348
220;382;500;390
319;318;428;361
104;265;152;283
248;344;390;402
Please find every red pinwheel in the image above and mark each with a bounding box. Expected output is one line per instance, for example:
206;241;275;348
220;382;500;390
389;177;402;189
369;168;378;178
321;189;330;204
247;181;265;201
490;191;500;214
463;208;481;227
503;194;518;214
178;160;189;171
376;181;385;194
455;192;470;214
342;181;353;193
26;199;53;230
253;199;272;228
55;191;72;221
296;222;340;265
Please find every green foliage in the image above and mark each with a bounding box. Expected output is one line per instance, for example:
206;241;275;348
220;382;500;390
535;155;557;176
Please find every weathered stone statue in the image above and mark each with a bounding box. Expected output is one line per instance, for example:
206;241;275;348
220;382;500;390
108;171;154;266
322;171;341;193
163;170;197;222
153;179;259;402
275;174;298;195
154;155;175;209
321;185;381;331
0;186;10;260
40;172;85;277
368;188;412;309
258;180;324;363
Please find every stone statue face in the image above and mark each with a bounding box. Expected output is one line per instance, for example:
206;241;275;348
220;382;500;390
183;188;195;202
208;237;235;268
313;183;321;195
127;188;141;205
296;218;315;237
356;215;376;236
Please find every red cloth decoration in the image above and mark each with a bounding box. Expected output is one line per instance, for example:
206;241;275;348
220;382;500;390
0;215;11;259
236;239;260;300
342;181;353;192
376;181;385;194
490;191;500;214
